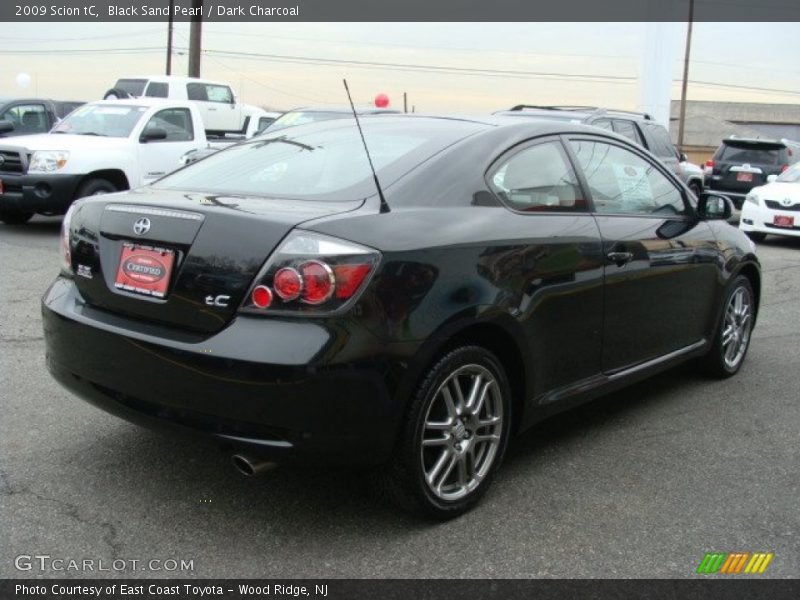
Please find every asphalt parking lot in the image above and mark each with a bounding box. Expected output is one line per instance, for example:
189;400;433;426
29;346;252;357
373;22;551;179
1;216;798;579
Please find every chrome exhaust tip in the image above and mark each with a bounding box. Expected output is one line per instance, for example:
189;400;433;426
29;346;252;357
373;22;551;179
231;454;278;477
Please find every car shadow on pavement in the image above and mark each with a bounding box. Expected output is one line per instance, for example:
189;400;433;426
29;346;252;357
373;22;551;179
63;362;710;532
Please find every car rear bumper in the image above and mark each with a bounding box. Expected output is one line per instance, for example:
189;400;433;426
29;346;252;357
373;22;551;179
0;172;82;214
42;277;410;465
740;203;800;238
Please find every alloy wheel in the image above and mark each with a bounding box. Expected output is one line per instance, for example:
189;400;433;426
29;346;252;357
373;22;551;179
420;364;504;502
721;286;752;370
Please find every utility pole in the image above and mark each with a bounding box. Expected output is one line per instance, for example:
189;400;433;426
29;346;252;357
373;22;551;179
677;0;694;153
188;0;203;78
165;0;174;75
403;92;407;114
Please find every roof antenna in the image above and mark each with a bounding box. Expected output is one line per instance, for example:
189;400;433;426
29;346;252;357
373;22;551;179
343;79;390;213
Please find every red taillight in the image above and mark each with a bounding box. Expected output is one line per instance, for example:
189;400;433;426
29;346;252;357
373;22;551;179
705;160;714;169
780;164;789;172
300;260;334;304
273;267;302;301
242;231;379;315
334;264;372;299
251;285;273;309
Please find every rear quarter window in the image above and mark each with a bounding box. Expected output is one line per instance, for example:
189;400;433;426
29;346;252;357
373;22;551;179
641;123;677;159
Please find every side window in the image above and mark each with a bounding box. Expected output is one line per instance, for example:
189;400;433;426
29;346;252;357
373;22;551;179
592;119;613;131
643;123;678;159
1;104;48;133
144;82;169;98
256;116;275;134
612;120;643;146
489;141;585;212
570;140;686;216
186;83;234;104
143;108;194;142
186;83;208;101
206;85;233;103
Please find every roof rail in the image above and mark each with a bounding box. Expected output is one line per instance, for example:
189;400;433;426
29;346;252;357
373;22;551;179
507;104;653;120
508;105;598;112
602;108;653;120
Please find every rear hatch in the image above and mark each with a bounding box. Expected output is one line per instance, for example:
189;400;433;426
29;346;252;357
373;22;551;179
68;188;363;335
712;140;787;193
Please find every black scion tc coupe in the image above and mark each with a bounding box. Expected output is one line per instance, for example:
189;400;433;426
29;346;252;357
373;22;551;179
42;115;760;518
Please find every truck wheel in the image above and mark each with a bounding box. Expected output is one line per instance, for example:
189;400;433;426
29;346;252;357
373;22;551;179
76;178;117;199
688;181;702;198
0;210;34;225
103;88;130;100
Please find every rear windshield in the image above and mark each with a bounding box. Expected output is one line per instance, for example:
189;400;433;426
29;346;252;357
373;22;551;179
155;119;484;201
263;111;347;133
114;79;148;97
718;142;783;165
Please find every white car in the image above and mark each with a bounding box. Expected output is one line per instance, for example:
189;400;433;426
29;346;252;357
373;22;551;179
740;162;800;241
104;76;266;135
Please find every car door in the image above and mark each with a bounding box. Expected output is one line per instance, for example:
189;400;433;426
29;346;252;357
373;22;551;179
566;135;720;373
0;102;50;137
137;107;199;184
186;82;240;132
487;137;604;400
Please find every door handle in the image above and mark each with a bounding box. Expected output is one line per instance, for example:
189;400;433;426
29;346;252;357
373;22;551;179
607;251;634;266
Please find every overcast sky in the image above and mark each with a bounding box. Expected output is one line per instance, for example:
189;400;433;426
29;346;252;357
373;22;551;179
0;22;797;112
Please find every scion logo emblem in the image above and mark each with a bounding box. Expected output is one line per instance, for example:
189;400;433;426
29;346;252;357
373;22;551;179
781;198;793;207
133;217;151;235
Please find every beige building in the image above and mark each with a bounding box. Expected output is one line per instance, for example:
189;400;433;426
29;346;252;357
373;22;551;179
669;100;800;165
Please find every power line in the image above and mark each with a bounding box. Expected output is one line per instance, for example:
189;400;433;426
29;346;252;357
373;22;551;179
0;28;165;42
202;48;639;84
202;28;800;76
173;29;329;104
686;79;800;97
0;47;167;55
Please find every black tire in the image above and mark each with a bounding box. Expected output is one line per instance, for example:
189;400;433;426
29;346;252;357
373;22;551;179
376;345;512;519
745;231;767;243
103;88;131;100
688;181;702;198
76;178;117;200
0;210;34;225
701;275;755;378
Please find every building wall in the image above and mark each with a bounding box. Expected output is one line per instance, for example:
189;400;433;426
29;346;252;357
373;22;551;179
682;146;715;166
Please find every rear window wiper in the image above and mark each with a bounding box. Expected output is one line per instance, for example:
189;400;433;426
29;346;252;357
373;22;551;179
78;132;107;137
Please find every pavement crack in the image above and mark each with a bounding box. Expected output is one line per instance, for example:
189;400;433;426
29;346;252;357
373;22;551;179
6;485;123;559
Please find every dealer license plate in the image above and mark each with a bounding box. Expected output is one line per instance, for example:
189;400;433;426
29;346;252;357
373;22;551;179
114;243;175;298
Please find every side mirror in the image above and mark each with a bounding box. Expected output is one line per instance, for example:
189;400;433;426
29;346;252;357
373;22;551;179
767;174;778;183
0;119;15;135
679;152;688;162
697;192;734;220
140;127;168;143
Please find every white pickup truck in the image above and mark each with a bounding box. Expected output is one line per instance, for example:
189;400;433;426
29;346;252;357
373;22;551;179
0;98;209;224
104;75;270;136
